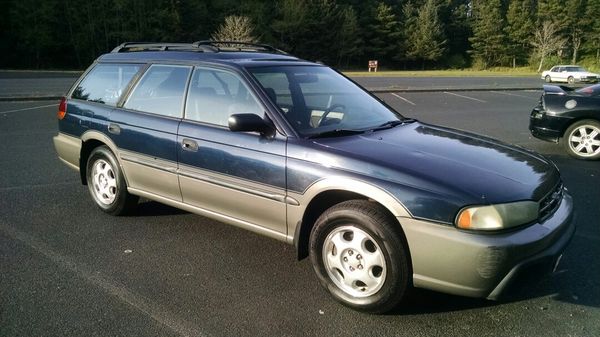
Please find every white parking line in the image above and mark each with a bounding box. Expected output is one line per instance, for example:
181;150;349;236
390;93;416;106
491;91;537;99
0;103;57;114
443;91;487;103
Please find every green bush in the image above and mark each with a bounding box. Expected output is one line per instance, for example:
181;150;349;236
578;57;600;72
530;54;565;71
445;54;468;69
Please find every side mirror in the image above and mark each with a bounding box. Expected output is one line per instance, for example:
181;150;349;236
228;113;274;136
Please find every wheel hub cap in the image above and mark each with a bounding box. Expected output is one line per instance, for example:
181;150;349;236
322;226;387;297
569;125;600;157
91;159;117;205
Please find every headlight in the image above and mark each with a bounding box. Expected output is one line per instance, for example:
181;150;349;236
456;201;539;231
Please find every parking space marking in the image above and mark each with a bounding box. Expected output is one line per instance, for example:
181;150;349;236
443;92;487;103
0;224;207;337
491;91;537;99
390;93;416;106
0;103;57;114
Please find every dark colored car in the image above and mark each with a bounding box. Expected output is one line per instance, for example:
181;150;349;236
54;42;574;313
530;84;600;160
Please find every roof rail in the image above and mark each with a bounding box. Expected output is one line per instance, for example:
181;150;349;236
192;40;287;54
111;42;217;53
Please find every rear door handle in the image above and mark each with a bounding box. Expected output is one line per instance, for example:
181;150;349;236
108;123;121;135
181;138;198;152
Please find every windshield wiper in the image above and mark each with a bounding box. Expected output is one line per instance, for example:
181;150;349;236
372;118;416;131
307;128;365;139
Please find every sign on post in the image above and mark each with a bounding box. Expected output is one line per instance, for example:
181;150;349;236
368;60;378;72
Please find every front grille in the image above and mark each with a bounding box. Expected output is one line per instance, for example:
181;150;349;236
539;182;563;222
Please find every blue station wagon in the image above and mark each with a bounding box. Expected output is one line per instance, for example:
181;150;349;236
54;42;575;313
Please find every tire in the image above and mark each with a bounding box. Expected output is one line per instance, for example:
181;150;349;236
86;146;138;215
309;200;410;313
562;120;600;160
545;75;551;83
568;76;575;84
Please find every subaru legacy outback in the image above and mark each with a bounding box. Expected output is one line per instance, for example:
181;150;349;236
54;41;574;313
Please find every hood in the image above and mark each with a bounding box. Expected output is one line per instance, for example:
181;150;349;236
311;122;560;205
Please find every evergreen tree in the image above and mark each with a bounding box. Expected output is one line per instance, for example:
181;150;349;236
440;0;471;68
583;0;600;65
564;0;587;64
505;0;535;67
336;6;363;67
469;0;508;68
364;2;403;67
406;0;447;68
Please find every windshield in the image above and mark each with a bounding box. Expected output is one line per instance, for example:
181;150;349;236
566;66;586;72
249;65;403;137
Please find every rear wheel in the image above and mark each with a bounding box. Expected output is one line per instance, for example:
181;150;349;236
309;200;410;313
562;120;600;160
86;146;138;214
545;75;551;83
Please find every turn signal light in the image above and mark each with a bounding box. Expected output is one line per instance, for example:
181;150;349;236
456;209;471;229
57;97;67;120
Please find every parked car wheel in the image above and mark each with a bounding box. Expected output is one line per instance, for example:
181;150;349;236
309;200;410;313
545;75;552;83
563;120;600;160
86;146;138;214
568;76;575;84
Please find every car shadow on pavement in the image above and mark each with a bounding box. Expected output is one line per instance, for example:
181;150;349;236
387;289;496;315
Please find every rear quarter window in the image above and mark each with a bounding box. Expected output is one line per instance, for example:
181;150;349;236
123;64;192;118
72;63;142;106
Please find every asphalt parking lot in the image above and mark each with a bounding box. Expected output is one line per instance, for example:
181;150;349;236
1;89;599;337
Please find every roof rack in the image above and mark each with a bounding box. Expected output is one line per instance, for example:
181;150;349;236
192;40;287;54
111;42;217;53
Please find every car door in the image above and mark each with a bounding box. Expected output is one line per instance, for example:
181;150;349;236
555;67;567;81
177;66;287;235
111;64;192;201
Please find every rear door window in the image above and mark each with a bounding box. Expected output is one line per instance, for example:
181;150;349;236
124;64;192;118
72;63;142;106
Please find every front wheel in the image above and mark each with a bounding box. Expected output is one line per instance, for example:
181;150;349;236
309;200;411;313
568;76;575;84
563;120;600;160
86;146;138;214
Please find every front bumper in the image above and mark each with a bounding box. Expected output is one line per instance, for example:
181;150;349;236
400;191;575;299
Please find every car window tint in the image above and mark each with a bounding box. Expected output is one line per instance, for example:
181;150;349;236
251;72;294;111
185;67;263;126
124;65;191;118
72;63;141;106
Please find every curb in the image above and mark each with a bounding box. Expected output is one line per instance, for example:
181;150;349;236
0;87;542;102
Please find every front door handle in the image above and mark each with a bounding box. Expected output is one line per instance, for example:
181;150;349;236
181;138;199;152
108;123;121;135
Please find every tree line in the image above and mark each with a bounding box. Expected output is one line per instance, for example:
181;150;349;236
1;0;599;71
